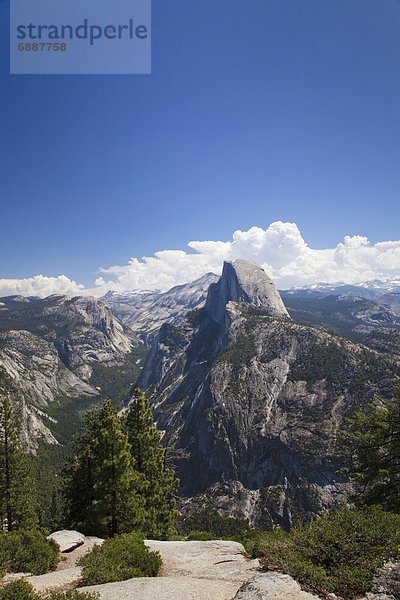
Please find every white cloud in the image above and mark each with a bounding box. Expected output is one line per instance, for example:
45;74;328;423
1;222;400;297
0;275;85;298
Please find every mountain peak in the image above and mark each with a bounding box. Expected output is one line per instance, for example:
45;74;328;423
205;259;290;324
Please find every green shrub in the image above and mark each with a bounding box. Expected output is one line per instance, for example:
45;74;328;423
0;530;60;575
78;532;162;586
258;506;400;599
0;581;41;600
0;586;100;600
186;530;217;541
179;508;249;538
46;591;99;599
240;528;286;559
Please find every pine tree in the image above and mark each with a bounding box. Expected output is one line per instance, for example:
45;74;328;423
343;388;400;512
66;400;145;537
124;388;178;538
0;387;39;531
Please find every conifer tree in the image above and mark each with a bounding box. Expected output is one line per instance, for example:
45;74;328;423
66;400;145;537
343;388;400;512
124;388;178;538
0;384;39;531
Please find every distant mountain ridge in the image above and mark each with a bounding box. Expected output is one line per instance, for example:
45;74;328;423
0;294;138;448
286;278;400;300
1;262;400;530
102;273;219;341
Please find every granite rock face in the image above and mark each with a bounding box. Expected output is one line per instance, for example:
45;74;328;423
47;530;85;553
365;561;400;600
135;260;400;527
234;572;319;600
0;295;133;448
206;260;289;325
81;540;259;600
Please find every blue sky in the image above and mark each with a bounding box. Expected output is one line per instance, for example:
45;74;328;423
1;0;400;294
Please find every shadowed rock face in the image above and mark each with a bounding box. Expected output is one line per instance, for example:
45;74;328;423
136;259;400;527
206;260;289;325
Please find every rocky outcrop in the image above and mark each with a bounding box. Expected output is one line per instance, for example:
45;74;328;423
81;540;260;600
206;260;289;326
11;538;259;599
47;530;85;553
234;573;319;599
24;567;83;593
136;259;400;527
365;561;400;600
81;577;241;600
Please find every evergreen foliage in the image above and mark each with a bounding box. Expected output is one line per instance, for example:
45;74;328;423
0;376;40;531
342;388;400;512
250;506;400;599
124;388;178;538
0;582;98;600
0;581;41;600
0;529;60;575
46;592;99;599
186;530;216;541
66;400;145;537
77;532;162;585
178;507;249;538
66;391;178;538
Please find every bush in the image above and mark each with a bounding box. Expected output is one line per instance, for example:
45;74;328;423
179;508;249;538
239;528;285;559
46;592;99;599
0;584;99;600
0;581;41;600
186;530;217;541
78;532;162;586
0;530;60;575
258;506;400;599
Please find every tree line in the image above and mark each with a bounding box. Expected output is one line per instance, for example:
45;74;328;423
0;381;178;538
0;373;399;537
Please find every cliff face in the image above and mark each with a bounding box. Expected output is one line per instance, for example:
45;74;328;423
206;260;289;325
136;260;400;527
0;295;134;448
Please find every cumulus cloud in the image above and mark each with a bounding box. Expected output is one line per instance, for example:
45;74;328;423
1;222;400;297
0;275;85;299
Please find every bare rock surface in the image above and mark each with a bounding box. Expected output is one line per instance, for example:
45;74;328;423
48;530;85;553
80;576;241;600
80;540;260;600
205;260;290;325
234;572;320;599
146;540;259;581
26;567;83;593
57;536;104;570
5;538;325;600
364;560;400;600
